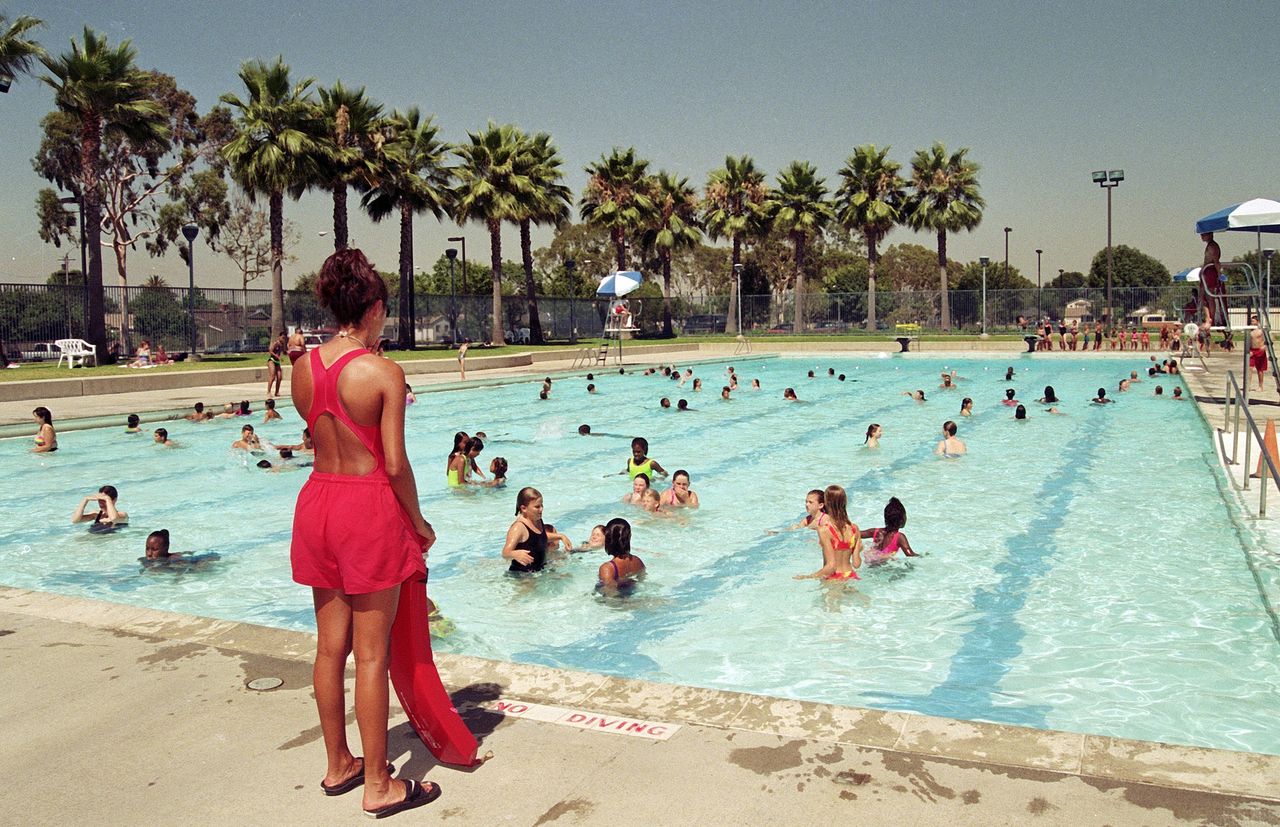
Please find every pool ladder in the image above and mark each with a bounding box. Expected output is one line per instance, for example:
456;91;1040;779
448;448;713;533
1217;370;1280;516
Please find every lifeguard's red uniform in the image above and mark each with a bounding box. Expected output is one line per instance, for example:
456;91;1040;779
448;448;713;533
291;348;426;594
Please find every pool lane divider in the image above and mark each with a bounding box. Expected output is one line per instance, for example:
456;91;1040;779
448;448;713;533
480;698;680;741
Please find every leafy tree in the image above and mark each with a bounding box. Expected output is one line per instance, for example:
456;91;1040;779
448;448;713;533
533;220;612;294
362;107;452;348
767;161;833;331
955;259;1031;291
0;12;43;90
40;27;167;356
317;81;382;251
1046;270;1087;289
702;155;769;332
219;197;296;319
580;147;655;272
131;284;189;345
878;242;961;291
423;253;515;296
452;123;530;344
1088;244;1170;289
837;144;905;330
905;142;985;329
514;131;571;344
642;171;701;336
221;57;325;339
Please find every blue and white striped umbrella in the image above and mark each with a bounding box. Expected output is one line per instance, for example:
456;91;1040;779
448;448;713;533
1172;267;1200;283
596;270;643;297
1195;198;1280;234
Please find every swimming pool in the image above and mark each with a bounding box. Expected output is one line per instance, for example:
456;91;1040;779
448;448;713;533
5;354;1279;755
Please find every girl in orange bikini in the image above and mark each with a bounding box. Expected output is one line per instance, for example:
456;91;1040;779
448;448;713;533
795;484;861;580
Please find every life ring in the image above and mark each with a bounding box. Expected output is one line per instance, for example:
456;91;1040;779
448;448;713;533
1183;322;1199;339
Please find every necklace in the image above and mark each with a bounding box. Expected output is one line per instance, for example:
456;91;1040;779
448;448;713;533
338;330;368;349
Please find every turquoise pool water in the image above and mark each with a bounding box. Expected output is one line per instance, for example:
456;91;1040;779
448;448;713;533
5;354;1279;755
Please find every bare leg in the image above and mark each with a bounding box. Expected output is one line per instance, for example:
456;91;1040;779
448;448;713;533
352;584;422;812
312;588;360;787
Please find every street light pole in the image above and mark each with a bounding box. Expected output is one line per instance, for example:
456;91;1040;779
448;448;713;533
1003;226;1012;285
447;236;466;344
565;259;577;344
979;256;990;337
445;248;458;346
1091;169;1124;326
182;223;200;360
1035;249;1043;323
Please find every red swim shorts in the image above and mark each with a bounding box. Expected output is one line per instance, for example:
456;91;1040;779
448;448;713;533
1251;347;1269;372
291;471;427;594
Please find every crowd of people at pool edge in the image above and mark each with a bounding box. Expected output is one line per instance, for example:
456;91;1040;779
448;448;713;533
24;246;1209;818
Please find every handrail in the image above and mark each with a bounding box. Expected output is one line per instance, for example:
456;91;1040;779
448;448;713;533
1218;370;1280;516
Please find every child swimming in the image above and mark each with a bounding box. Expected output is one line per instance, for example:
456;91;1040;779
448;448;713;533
795;484;861;580
502;487;573;573
574;524;607;552
597;520;645;594
624;437;668;480
861;496;919;564
622;474;651;505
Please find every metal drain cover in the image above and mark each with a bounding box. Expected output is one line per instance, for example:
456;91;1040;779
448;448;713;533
247;677;283;691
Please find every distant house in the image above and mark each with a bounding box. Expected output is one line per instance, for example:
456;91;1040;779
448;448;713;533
417;314;453;344
1064;299;1094;325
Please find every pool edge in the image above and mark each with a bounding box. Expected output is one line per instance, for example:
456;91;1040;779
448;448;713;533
3;584;1276;803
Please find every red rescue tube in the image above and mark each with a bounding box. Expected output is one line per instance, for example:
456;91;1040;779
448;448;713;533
389;574;480;766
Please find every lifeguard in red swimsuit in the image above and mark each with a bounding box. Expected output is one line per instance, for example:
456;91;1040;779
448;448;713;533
289;249;440;818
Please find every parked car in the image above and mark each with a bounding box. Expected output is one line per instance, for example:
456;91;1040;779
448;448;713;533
207;339;267;354
1138;313;1172;331
19;342;61;361
681;314;726;334
765;323;794;334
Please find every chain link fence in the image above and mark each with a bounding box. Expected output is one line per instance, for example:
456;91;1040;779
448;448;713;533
0;280;1258;360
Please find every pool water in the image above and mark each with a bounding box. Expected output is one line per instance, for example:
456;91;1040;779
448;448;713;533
5;354;1280;755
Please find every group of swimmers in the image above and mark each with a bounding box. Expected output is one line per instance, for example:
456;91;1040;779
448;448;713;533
785;487;918;580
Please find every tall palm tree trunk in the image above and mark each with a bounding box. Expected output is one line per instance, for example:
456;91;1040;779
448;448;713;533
488;219;505;345
520;219;543;345
332;183;348;251
793;232;807;332
269;190;285;340
727;234;741;334
112;240;132;353
398;201;413;349
662;252;674;337
80;113;107;357
612;228;626;271
866;240;878;331
936;229;950;330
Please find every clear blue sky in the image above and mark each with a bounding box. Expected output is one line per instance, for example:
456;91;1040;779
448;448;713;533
1;0;1277;288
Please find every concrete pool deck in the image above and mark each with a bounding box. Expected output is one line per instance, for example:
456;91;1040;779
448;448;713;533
2;586;1278;826
5;344;1280;825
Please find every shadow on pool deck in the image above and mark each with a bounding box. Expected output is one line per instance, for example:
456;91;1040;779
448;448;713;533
1;585;1278;826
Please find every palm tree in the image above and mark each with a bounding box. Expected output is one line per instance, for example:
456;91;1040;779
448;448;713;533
702;155;769;334
453;123;532;345
837;145;905;331
515;131;571;345
221;57;325;340
41;28;167;357
142;274;167;287
905;142;985;330
0;12;43;91
768;161;833;332
317;81;382;251
580;147;655;272
643;172;701;336
362;107;452;349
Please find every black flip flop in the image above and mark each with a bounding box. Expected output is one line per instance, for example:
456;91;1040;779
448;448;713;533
320;759;395;796
363;779;442;820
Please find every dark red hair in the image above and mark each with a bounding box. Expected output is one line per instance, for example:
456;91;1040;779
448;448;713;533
315;249;387;326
